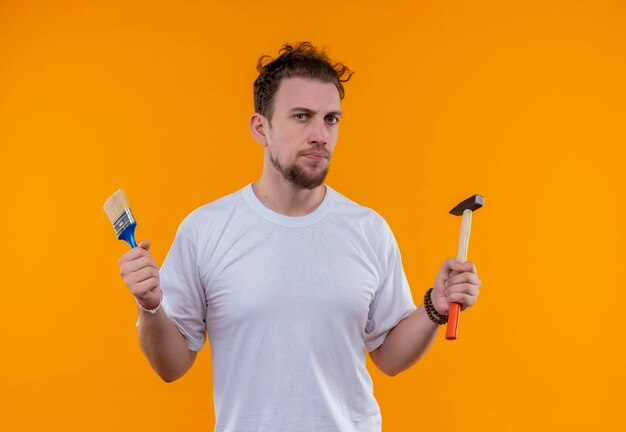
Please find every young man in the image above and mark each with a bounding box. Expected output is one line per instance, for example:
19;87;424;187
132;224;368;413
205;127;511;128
118;42;481;431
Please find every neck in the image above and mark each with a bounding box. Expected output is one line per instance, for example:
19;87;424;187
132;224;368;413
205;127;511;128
252;170;327;217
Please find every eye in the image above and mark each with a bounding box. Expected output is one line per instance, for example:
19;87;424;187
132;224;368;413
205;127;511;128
294;113;308;121
325;115;339;124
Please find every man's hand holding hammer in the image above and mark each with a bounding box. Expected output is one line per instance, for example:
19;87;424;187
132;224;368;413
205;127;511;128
431;258;481;315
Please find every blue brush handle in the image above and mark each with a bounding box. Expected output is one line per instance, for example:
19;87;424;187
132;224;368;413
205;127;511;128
119;222;137;248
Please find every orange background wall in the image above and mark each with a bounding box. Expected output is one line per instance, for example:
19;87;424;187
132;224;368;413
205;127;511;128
1;1;624;431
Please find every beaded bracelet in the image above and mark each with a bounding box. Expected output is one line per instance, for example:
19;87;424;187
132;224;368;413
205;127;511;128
424;288;448;325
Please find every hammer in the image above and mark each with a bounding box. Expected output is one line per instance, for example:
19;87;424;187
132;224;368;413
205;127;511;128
446;194;484;340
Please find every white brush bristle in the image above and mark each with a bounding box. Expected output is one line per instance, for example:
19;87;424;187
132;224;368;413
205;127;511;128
103;189;130;224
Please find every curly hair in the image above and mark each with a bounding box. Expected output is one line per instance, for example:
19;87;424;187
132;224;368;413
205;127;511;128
253;41;354;122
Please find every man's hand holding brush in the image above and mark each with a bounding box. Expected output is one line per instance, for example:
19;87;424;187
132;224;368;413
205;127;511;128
118;239;162;311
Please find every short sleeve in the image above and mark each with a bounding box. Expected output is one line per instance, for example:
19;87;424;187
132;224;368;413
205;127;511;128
156;220;207;352
364;226;417;352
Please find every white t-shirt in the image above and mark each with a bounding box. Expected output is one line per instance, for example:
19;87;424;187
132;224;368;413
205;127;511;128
157;183;417;432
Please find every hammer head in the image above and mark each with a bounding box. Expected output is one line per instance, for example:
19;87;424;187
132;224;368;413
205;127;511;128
450;194;484;215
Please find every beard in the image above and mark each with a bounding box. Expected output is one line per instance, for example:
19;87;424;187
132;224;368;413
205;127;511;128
269;151;330;190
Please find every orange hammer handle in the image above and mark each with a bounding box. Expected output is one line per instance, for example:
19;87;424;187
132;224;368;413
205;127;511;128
446;303;461;340
446;209;472;340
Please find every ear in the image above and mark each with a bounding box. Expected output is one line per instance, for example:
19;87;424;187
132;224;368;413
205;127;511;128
250;113;269;147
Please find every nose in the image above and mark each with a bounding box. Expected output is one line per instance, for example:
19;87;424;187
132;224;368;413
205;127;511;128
308;116;328;146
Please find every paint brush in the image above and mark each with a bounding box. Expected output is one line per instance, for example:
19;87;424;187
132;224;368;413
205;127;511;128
103;189;137;248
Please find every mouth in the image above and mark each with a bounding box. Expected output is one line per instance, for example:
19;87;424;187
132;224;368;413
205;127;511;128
301;152;329;161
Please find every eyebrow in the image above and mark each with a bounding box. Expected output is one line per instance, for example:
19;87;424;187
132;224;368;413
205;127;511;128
287;107;342;118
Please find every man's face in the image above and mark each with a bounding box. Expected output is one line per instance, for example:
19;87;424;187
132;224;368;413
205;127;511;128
263;77;342;190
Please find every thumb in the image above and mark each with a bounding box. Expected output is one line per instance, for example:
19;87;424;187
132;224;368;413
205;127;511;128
137;239;151;251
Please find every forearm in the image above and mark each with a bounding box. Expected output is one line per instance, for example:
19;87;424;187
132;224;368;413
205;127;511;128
371;305;439;376
138;307;195;382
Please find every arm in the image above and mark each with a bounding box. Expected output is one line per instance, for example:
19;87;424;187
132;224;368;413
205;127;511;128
138;307;197;383
369;305;438;377
369;259;481;376
119;239;197;382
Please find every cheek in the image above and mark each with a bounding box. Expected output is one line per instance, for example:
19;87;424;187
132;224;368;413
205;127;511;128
328;133;338;151
269;138;296;162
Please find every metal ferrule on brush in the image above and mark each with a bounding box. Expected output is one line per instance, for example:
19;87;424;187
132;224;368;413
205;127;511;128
103;189;138;248
113;208;136;238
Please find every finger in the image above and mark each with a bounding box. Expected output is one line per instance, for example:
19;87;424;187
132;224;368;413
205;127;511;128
118;244;151;266
446;272;481;288
435;259;461;287
119;258;156;280
128;275;160;298
123;255;158;273
125;266;159;286
138;239;151;251
464;260;478;275
449;260;477;274
446;270;461;279
439;258;459;277
437;270;459;290
447;292;477;309
446;281;479;296
450;258;466;273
